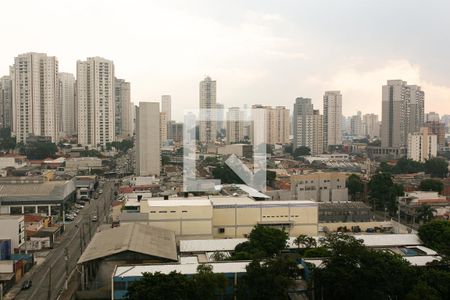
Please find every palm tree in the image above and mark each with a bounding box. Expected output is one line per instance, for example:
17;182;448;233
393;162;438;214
415;205;437;224
294;234;317;249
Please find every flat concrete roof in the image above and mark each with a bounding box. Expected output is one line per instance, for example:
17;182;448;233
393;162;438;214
114;261;250;278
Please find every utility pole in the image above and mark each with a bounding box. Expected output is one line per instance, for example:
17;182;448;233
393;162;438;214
64;247;69;290
80;225;83;253
48;265;52;300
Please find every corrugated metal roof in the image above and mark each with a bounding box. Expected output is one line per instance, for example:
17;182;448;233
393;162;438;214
78;223;177;264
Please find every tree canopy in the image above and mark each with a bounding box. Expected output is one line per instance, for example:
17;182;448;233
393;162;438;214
25;141;57;160
419;179;444;193
424;158;449;178
231;225;288;259
237;256;301;300
346;174;365;201
294;146;311;157
368;172;404;214
127;265;226;300
418;220;450;256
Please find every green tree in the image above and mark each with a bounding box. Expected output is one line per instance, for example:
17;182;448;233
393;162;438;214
368;173;404;214
212;164;244;184
162;155;170;166
231;225;288;259
346;174;365;201
419;178;444;193
0;128;16;150
313;234;415;300
266;170;276;187
415;205;437;223
237;255;301;300
424;158;449;178
294;146;311;157
284;144;293;155
25;141;58;159
192;264;227;300
127;265;227;300
418;220;450;256
293;234;317;249
127;271;194;300
392;158;425;174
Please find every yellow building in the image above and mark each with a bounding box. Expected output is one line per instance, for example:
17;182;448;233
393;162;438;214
120;196;318;239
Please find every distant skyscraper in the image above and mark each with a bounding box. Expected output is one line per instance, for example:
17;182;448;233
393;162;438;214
298;109;323;155
0;76;12;129
293;97;313;149
161;95;172;121
424;121;446;149
199;76;217;143
323;91;342;148
10;52;60;143
381;80;425;148
160;112;168;145
59;73;76;137
362;114;380;138
350;111;363;137
77;57;115;147
268;106;290;144
441;115;450;134
426;112;440;123
136;102;160;176
114;78;132;139
226;107;244;143
216;103;225;133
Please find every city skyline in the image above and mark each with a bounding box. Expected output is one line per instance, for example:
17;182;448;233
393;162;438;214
1;1;450;121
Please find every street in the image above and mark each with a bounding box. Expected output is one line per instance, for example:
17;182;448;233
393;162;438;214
5;180;115;300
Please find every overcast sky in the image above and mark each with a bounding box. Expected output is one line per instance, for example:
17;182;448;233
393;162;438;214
1;0;449;121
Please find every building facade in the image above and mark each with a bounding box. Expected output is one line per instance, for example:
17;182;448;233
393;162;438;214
323;91;342;148
11;52;60;143
381;80;424;148
291;172;349;202
350;111;363;136
160;112;168;146
199;77;217;143
161;95;171;122
59;72;76;137
226;107;244;143
0;76;12;129
363;113;380;139
407;127;437;162
424;121;446;150
77;57;115;147
136;102;160;176
114;78;132;139
297;110;323;155
293;97;314;149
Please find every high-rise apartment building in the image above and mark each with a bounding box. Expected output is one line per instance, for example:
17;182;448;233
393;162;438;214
161;95;172;122
350;111;363;137
59;73;76;137
199;77;217;143
441;115;450;134
169;122;183;143
362;114;380;139
76;57;115;147
10;52;60;143
424;121;446;149
381;80;425;148
0;76;12;129
323;91;342;149
293;97;314;149
136;102;160;176
216;103;226;134
426;112;440;123
297;110;324;155
407;127;437;162
114;78;132;139
226;107;244;144
268;106;290;144
160;112;168;145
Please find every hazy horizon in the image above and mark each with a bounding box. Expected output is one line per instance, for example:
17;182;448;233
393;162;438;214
1;0;450;121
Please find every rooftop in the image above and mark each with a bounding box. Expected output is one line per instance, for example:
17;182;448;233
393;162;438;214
78;223;177;264
0;180;75;202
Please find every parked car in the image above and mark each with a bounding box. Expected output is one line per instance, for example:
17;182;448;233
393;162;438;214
91;215;98;222
75;204;84;209
98;189;103;194
22;280;32;290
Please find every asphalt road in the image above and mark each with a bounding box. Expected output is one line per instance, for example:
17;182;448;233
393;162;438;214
6;180;114;300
